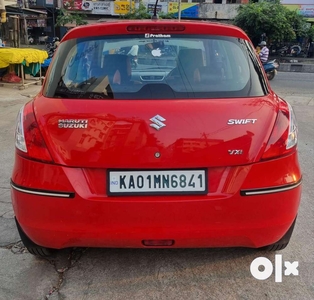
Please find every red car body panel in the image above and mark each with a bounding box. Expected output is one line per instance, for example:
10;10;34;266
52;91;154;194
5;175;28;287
11;151;301;249
63;20;250;41
10;20;302;251
34;95;278;168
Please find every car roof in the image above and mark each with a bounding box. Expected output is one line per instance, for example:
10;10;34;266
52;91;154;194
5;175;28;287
62;20;250;42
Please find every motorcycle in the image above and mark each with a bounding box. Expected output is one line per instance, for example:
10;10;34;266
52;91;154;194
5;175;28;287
28;35;34;45
278;45;289;56
263;59;280;81
40;37;60;78
279;45;306;58
46;37;60;58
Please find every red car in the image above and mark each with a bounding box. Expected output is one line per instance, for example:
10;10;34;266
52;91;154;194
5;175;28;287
11;20;302;257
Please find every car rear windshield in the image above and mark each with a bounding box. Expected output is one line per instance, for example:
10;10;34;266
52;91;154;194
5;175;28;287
43;34;266;100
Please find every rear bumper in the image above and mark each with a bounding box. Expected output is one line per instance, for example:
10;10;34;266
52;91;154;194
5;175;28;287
11;153;302;249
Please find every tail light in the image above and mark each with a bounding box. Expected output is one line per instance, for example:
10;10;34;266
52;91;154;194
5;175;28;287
15;102;53;163
262;102;298;160
127;25;185;32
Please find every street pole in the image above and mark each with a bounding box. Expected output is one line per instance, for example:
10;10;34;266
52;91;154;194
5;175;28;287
178;0;181;21
11;15;19;47
22;0;29;45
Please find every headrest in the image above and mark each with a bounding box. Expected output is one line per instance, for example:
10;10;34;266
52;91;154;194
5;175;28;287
178;49;204;68
103;54;131;83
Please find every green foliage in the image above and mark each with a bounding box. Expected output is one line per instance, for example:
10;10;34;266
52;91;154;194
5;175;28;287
233;0;308;45
159;11;177;20
55;8;88;27
121;2;151;19
307;25;314;41
285;9;308;38
121;2;175;20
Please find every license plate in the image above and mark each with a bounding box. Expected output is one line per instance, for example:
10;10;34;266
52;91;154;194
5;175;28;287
108;170;207;195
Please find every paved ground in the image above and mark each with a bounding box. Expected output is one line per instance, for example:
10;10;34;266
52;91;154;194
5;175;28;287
0;82;42;99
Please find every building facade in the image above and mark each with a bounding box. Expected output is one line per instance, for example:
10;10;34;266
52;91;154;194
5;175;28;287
281;0;314;23
1;0;313;45
61;0;249;21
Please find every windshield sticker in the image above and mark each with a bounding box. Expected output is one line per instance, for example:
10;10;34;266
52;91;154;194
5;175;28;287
145;34;171;38
151;48;162;57
69;42;99;67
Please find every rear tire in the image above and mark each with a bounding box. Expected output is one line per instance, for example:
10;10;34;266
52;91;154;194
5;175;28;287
267;70;275;81
260;217;297;251
15;218;56;257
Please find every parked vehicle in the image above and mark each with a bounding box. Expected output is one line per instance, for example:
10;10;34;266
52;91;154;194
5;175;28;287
279;44;306;57
11;19;302;257
28;35;34;45
263;59;280;80
46;37;60;58
38;37;60;77
278;45;289;56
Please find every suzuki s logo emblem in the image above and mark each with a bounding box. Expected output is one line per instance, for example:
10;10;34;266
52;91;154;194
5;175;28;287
150;115;166;130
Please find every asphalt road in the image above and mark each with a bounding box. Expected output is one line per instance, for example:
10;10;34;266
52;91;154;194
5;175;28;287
0;73;313;300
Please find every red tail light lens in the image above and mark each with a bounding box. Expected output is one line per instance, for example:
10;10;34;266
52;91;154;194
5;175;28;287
15;102;53;163
127;25;185;32
262;102;298;160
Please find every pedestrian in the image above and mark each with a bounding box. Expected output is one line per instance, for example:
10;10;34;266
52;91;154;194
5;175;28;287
259;41;269;64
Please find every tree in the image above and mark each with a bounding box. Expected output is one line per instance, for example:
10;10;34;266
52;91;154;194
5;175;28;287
55;8;88;27
121;2;151;19
285;9;309;41
233;0;308;46
307;25;314;41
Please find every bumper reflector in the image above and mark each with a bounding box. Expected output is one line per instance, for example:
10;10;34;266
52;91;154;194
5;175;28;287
142;239;174;247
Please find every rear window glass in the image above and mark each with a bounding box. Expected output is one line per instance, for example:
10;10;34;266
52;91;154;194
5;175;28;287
43;34;265;99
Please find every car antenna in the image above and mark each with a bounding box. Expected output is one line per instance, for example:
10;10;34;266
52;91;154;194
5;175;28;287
152;0;159;20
